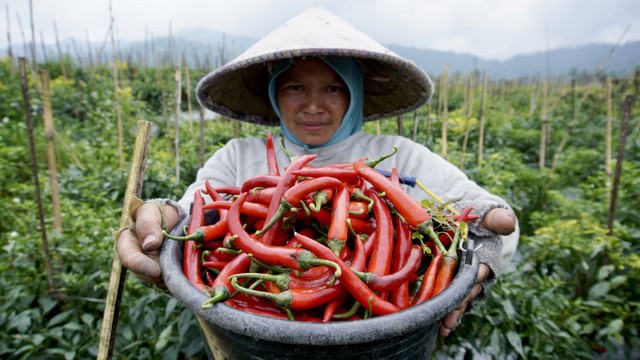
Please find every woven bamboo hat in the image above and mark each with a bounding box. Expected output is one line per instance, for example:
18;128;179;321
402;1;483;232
196;5;434;126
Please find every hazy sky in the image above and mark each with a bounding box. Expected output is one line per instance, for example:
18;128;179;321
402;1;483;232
2;0;639;60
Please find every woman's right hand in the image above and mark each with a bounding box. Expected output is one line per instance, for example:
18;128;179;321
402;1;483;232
116;202;180;286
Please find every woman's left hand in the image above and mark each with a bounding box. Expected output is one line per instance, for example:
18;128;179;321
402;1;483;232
439;263;489;337
439;207;517;337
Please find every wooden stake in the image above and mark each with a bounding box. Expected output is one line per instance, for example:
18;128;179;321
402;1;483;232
17;11;40;93
605;77;613;206
441;63;449;159
86;30;94;67
109;0;124;170
460;69;476;170
477;70;488;167
411;109;418;142
6;5;12;61
53;20;67;78
19;58;57;297
199;101;205;169
40;70;63;232
40;31;48;63
185;63;193;130
28;0;39;81
607;95;634;235
174;64;182;183
97;120;153;360
396;114;404;136
539;78;549;169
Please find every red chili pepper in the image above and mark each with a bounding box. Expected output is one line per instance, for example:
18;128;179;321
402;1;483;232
294;232;400;316
327;186;349;256
202;200;269;219
228;193;334;272
311;207;376;235
353;245;422;292
202;260;231;270
353;158;431;231
267;131;280;176
410;252;443;306
202;186;241;196
292;167;360;184
365;188;394;277
201;253;252;308
240;174;281;194
322;293;349;322
348;201;369;219
390;213;413;309
246;186;277;205
183;190;207;292
224;296;324;322
363;230;377;259
431;255;459;298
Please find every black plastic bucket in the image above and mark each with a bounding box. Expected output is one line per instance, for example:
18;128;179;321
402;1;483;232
160;217;479;360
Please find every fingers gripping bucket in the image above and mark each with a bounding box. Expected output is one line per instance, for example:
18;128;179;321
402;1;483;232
160;217;479;360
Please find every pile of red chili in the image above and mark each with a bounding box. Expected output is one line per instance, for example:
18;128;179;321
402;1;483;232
163;132;477;322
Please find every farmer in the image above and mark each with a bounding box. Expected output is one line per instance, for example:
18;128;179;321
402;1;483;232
117;6;518;338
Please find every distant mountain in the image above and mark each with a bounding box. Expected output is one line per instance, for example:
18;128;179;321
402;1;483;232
389;41;640;78
5;26;639;79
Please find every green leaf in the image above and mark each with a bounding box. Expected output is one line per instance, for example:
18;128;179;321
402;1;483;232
38;296;58;316
501;299;517;320
597;318;623;338
165;297;179;320
9;310;32;333
506;330;525;358
81;313;94;327
155;324;173;351
588;281;610;299
65;351;76;360
48;310;75;327
597;265;615;280
609;275;627;287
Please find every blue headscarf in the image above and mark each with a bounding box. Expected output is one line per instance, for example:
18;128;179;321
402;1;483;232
267;56;364;148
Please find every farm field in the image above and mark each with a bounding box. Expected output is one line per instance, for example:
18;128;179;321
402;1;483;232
0;54;639;360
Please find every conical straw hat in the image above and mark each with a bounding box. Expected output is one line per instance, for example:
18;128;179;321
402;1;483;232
196;5;434;126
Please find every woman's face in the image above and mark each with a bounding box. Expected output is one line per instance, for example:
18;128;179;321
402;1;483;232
276;58;350;146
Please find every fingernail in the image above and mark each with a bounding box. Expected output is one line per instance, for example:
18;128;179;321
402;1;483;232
142;235;156;250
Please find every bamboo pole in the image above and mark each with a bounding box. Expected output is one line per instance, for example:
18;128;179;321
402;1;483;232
40;31;50;64
28;0;39;82
396;114;404;136
19;58;58;297
539;78;549;169
550;79;578;173
53;20;67;78
375;120;380;136
174;64;182;183
411;109;418;142
97;120;153;360
17;11;40;93
441;63;449;159
605;77;613;206
40;70;63;232
607;95;634;235
460;69;477;170
109;0;124;170
199;102;205;168
6;5;12;61
185;63;193;130
477;70;488;167
86;30;94;68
